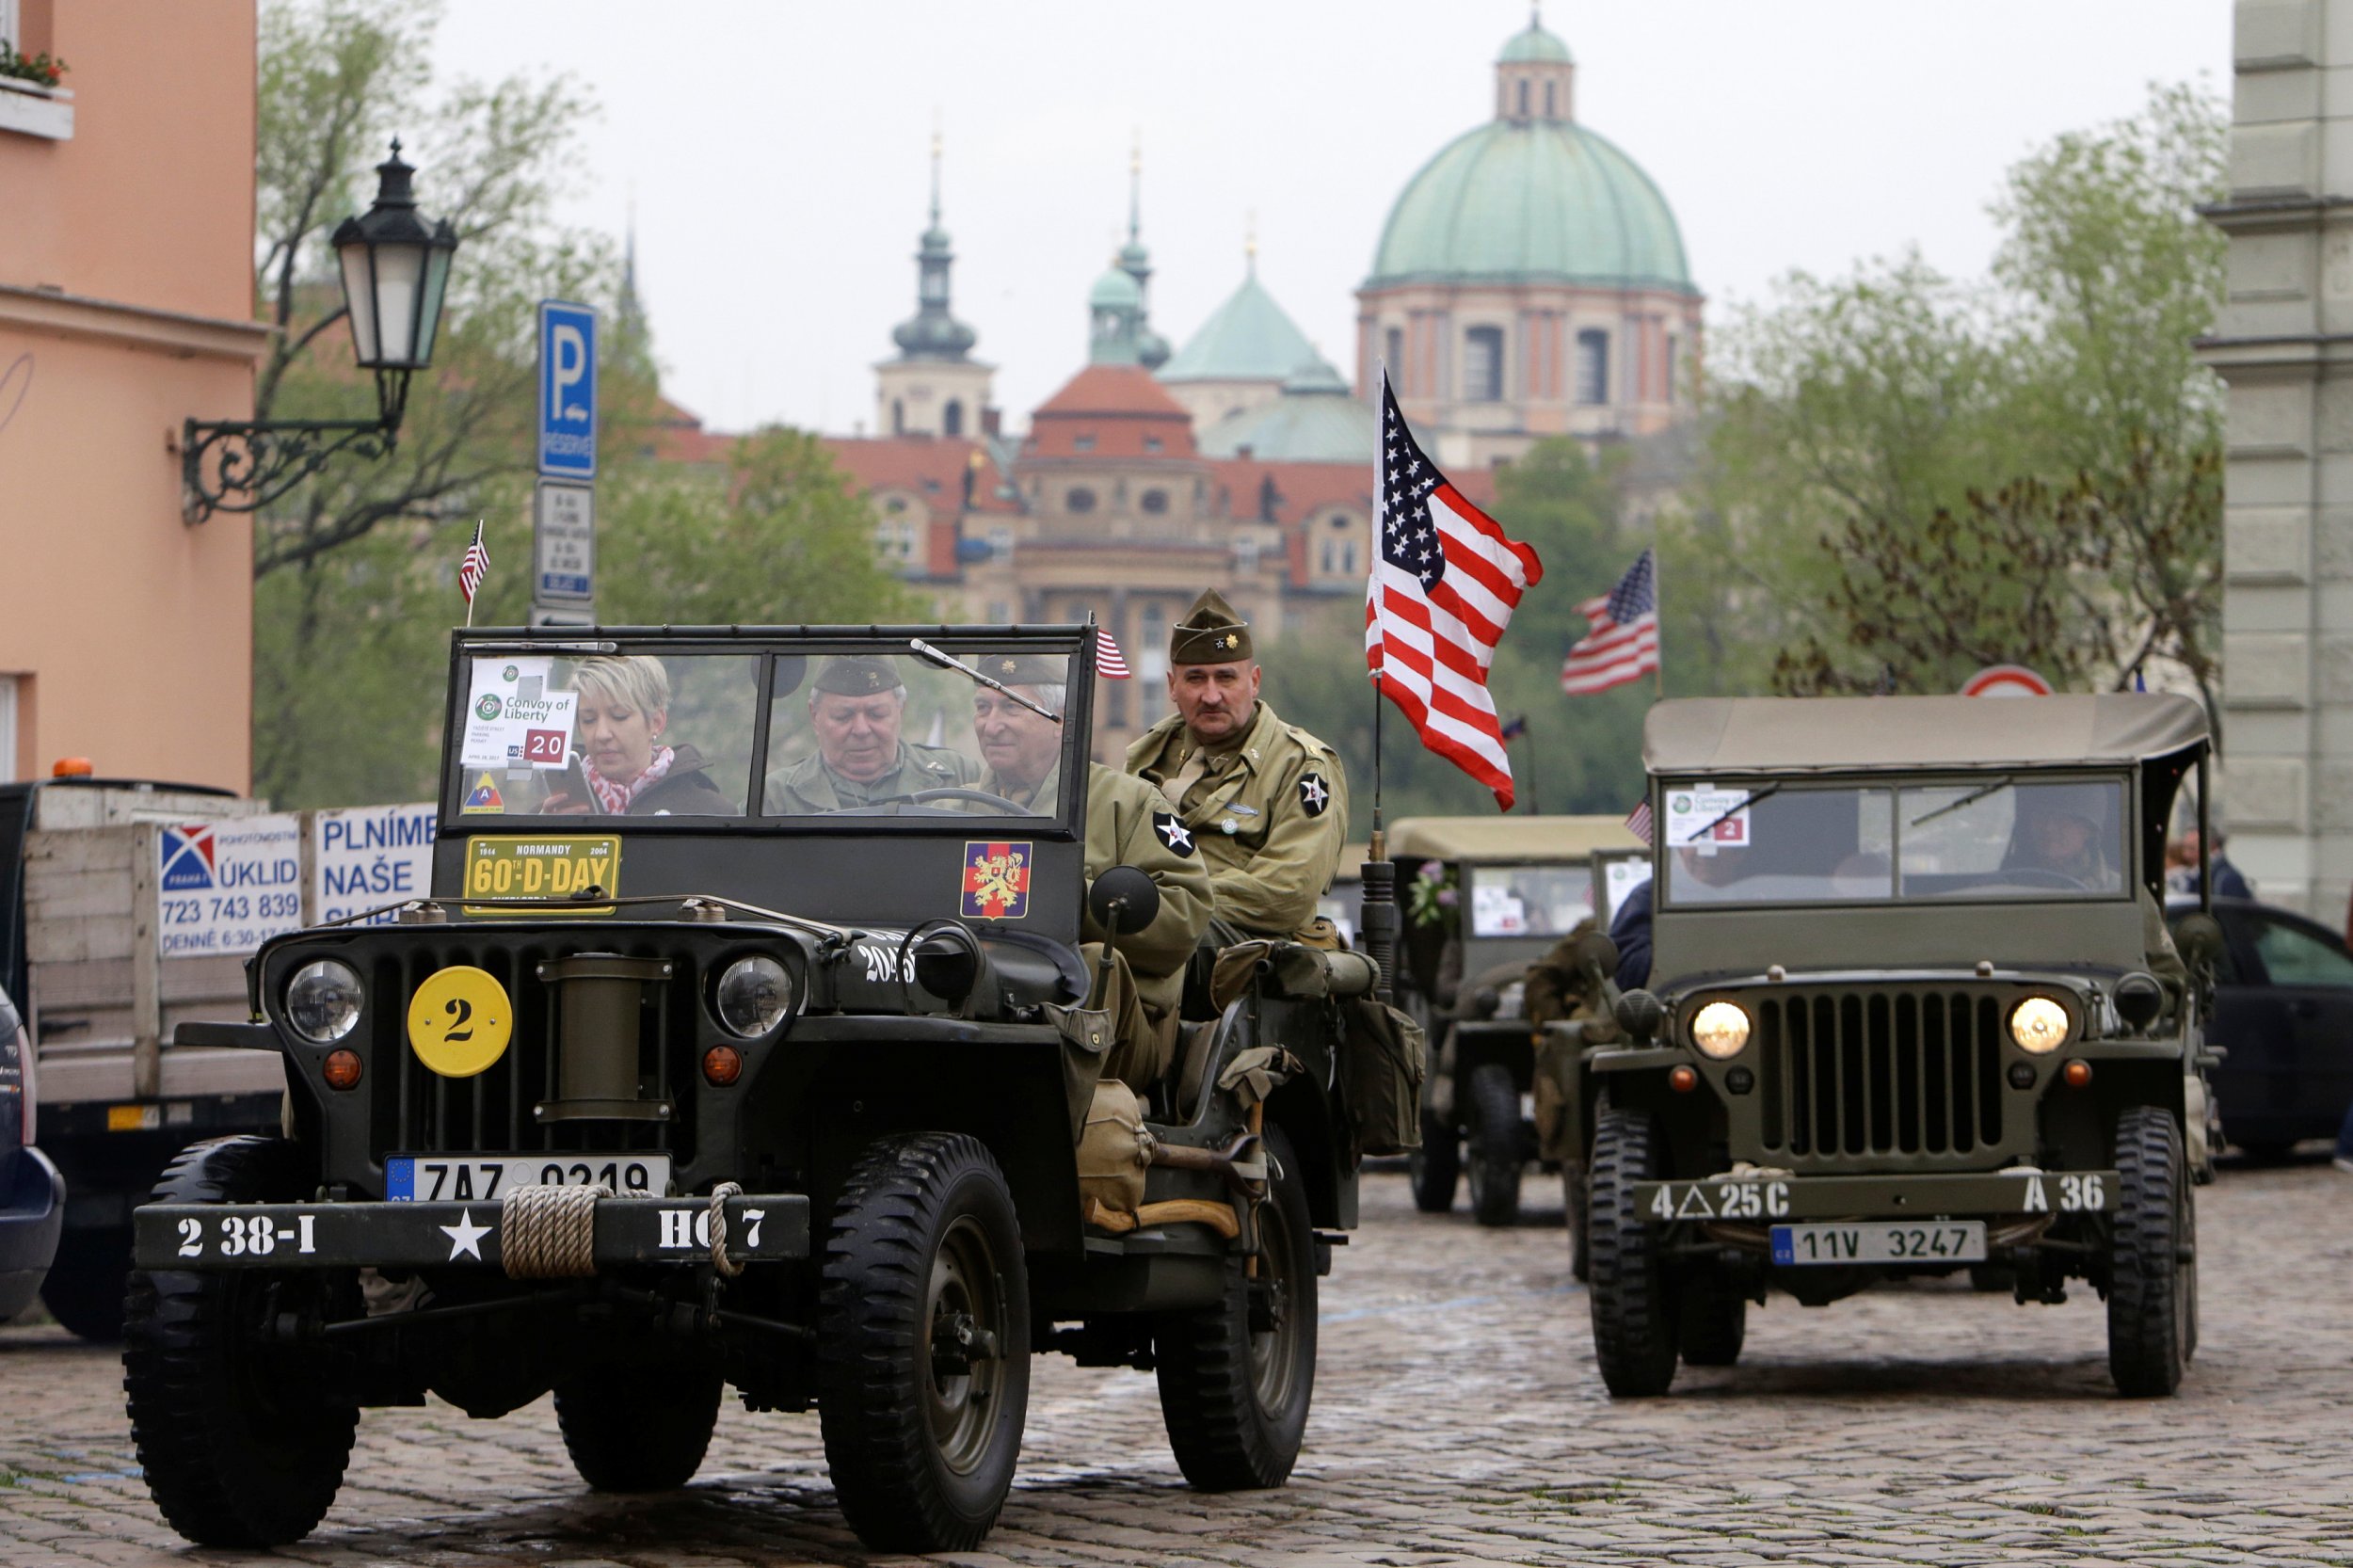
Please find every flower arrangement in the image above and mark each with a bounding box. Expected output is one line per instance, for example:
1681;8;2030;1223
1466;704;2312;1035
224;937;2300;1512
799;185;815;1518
0;41;68;88
1405;859;1459;930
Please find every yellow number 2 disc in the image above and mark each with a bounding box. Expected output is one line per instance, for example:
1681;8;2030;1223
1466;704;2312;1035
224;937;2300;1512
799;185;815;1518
407;966;514;1079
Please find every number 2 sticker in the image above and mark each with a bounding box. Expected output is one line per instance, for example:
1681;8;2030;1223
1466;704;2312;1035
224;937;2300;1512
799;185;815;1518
406;966;513;1079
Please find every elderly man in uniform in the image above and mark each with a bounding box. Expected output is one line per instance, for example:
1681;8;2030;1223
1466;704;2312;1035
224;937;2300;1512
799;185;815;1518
767;656;977;811
967;652;1211;1087
1128;590;1348;942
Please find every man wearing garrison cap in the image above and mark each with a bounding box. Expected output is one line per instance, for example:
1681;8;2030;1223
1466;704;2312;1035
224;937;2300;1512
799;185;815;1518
1126;589;1349;940
765;656;978;812
967;651;1211;1085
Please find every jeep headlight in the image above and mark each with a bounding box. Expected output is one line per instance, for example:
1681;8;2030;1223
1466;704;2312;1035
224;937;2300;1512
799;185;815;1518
715;955;793;1038
285;959;362;1044
2008;997;2070;1054
1690;1000;1752;1060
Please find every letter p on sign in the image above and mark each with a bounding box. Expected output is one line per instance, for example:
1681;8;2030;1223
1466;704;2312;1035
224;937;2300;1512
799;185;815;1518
536;300;599;479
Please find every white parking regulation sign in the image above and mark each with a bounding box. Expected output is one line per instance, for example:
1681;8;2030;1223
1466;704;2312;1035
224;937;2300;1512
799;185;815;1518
535;481;594;602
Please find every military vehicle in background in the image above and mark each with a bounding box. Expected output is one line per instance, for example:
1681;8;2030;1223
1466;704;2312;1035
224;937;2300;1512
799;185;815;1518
122;625;1397;1554
1386;815;1642;1226
1586;695;2217;1399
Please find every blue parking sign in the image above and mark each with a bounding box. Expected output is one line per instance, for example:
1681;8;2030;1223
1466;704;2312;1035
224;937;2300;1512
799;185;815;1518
537;300;598;479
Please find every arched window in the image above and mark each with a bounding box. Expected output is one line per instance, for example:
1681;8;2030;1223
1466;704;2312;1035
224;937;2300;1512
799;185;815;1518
1545;82;1556;119
1140;488;1169;515
942;400;963;436
1385;327;1405;387
1066;487;1097;515
891;398;904;435
1516;79;1529;118
1464;326;1504;403
1575;329;1610;406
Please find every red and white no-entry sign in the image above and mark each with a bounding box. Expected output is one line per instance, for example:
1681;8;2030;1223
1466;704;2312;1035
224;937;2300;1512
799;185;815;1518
1960;664;2054;698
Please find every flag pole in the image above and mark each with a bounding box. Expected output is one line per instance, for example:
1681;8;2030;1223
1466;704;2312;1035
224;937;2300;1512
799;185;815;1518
1360;362;1397;1004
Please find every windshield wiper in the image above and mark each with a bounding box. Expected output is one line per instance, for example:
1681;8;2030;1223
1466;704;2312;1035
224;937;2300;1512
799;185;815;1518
908;638;1063;724
1682;783;1781;843
1909;776;2013;828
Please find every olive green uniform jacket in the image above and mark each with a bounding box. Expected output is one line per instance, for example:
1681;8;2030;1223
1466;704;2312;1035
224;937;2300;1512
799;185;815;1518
1126;699;1348;939
764;741;977;812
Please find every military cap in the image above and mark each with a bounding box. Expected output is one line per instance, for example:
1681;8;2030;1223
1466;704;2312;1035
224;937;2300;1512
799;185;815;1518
983;653;1064;686
1170;588;1253;665
812;657;904;696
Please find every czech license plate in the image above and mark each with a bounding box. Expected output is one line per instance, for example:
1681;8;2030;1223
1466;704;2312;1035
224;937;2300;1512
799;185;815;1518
461;835;621;913
1770;1220;1987;1266
386;1154;671;1203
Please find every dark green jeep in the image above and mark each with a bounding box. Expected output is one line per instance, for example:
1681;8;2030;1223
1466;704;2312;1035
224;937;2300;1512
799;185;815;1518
1582;694;2219;1399
121;625;1375;1552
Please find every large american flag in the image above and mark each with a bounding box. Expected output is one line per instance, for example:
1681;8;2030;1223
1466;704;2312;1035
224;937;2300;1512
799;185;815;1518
1561;549;1659;696
1364;374;1543;810
458;520;490;606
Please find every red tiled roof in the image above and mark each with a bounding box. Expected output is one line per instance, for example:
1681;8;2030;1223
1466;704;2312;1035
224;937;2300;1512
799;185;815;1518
1027;364;1198;460
823;436;1023;515
1033;364;1190;419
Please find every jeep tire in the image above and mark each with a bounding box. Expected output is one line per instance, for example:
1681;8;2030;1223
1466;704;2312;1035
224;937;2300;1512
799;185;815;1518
1564;1164;1591;1283
1465;1063;1524;1228
1408;1119;1461;1213
1155;1125;1317;1490
2108;1107;2195;1398
555;1360;723;1491
817;1132;1031;1553
122;1136;358;1547
40;1226;132;1343
1676;1267;1747;1368
1588;1106;1679;1397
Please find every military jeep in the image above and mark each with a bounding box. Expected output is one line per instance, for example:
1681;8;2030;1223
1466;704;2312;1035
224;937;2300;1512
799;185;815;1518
121;625;1369;1553
1388;816;1641;1226
1582;695;2218;1399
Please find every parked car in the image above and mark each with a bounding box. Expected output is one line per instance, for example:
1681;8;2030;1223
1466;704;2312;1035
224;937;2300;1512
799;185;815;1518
2168;894;2353;1159
0;981;64;1320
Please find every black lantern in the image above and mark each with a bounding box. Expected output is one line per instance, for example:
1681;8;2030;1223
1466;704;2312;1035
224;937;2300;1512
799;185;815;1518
184;140;460;522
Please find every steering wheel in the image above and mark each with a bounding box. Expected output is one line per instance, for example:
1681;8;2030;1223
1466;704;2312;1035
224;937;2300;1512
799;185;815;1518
1996;867;2090;891
830;786;1031;816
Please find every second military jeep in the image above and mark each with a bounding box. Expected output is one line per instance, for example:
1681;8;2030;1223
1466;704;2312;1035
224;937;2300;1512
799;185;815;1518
1580;694;2218;1399
121;625;1371;1553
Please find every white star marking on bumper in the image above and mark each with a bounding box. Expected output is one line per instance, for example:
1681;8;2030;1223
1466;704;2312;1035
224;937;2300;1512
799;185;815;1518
440;1208;491;1261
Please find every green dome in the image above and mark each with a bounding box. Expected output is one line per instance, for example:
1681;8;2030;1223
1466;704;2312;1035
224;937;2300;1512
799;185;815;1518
1498;20;1571;63
1368;120;1693;293
1089;266;1143;310
1198;369;1376;463
1160;270;1321;384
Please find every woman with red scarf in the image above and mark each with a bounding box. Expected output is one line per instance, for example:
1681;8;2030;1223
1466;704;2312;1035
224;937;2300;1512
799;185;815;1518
544;656;735;816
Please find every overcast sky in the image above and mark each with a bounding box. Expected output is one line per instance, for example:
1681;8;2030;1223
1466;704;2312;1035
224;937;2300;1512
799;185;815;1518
430;1;2231;439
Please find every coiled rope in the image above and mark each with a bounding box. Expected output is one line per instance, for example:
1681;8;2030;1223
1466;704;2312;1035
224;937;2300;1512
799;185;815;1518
500;1182;610;1279
708;1180;745;1277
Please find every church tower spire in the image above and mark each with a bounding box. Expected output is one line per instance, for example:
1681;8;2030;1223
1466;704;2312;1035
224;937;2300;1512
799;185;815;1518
1112;134;1171;371
889;130;978;363
875;130;992;439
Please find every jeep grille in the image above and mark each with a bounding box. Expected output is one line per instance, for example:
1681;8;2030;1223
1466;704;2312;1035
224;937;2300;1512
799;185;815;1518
1749;989;2027;1173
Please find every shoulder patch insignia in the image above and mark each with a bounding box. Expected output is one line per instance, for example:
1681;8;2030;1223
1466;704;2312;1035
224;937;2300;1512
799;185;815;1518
961;841;1032;920
1152;810;1195;857
1298;772;1332;817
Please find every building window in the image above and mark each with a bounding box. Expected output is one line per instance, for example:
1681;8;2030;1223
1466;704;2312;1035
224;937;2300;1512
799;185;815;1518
1545;82;1556;118
943;400;963;436
891;398;905;435
1516;79;1529;118
1665;333;1681;403
985;600;1012;622
1144;434;1163;453
986;525;1014;556
1073;434;1096;453
876;520;920;564
1463;326;1504;403
1066;487;1097;514
1576;329;1610;406
1141;488;1168;515
1385;327;1405;389
1139;603;1169;684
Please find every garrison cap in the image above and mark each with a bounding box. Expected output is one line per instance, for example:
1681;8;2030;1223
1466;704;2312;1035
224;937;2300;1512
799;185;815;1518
983;653;1064;686
1170;589;1253;665
812;657;904;697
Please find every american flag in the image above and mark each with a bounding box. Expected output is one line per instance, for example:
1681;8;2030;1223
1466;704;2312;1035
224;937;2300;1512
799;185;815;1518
1561;549;1658;696
1624;798;1654;845
1095;626;1131;680
458;520;490;606
1364;373;1543;810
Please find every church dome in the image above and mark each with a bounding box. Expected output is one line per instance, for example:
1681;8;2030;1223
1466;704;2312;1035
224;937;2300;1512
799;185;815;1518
1089;265;1144;311
1160;267;1321;385
1368;119;1691;292
1497;18;1571;63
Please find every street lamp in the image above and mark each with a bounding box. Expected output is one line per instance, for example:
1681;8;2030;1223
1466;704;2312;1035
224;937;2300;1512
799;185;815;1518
183;139;459;522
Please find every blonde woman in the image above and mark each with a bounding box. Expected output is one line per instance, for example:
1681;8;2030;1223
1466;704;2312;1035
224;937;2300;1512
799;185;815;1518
545;656;735;816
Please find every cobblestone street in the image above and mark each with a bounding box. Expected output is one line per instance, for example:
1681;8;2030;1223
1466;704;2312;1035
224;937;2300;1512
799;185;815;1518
2;1161;2348;1567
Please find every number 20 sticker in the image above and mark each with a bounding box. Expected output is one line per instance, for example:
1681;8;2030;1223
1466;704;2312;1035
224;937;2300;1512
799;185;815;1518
407;966;513;1078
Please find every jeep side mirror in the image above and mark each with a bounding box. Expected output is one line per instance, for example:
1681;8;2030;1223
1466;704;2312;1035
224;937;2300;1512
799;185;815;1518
2171;912;2226;975
1614;987;1665;1043
1088;865;1160;938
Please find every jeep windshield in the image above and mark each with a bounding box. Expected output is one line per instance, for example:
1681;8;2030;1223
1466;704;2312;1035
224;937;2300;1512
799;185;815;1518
1660;778;2128;906
445;641;1076;822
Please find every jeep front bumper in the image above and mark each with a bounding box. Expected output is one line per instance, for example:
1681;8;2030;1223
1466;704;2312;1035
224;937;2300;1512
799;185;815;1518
1630;1169;2119;1224
132;1192;810;1272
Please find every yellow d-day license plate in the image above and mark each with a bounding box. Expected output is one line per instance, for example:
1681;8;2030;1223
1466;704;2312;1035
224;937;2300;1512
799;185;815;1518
462;836;621;914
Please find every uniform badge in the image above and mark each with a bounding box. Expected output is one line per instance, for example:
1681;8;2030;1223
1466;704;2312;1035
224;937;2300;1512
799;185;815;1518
1298;772;1332;817
961;841;1032;919
1152;811;1195;857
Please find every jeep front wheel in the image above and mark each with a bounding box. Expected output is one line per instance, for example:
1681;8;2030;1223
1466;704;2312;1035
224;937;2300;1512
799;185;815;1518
2108;1107;2194;1398
1155;1125;1317;1490
817;1132;1031;1553
1587;1106;1679;1397
123;1137;358;1548
1465;1063;1524;1227
555;1360;723;1490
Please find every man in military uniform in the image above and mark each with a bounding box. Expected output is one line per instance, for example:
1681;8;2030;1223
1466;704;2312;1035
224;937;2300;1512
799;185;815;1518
967;655;1211;1086
1127;590;1348;941
766;656;977;811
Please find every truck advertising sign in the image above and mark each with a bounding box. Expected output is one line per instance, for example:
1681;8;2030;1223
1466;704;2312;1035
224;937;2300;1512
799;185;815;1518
313;803;438;925
157;815;304;956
